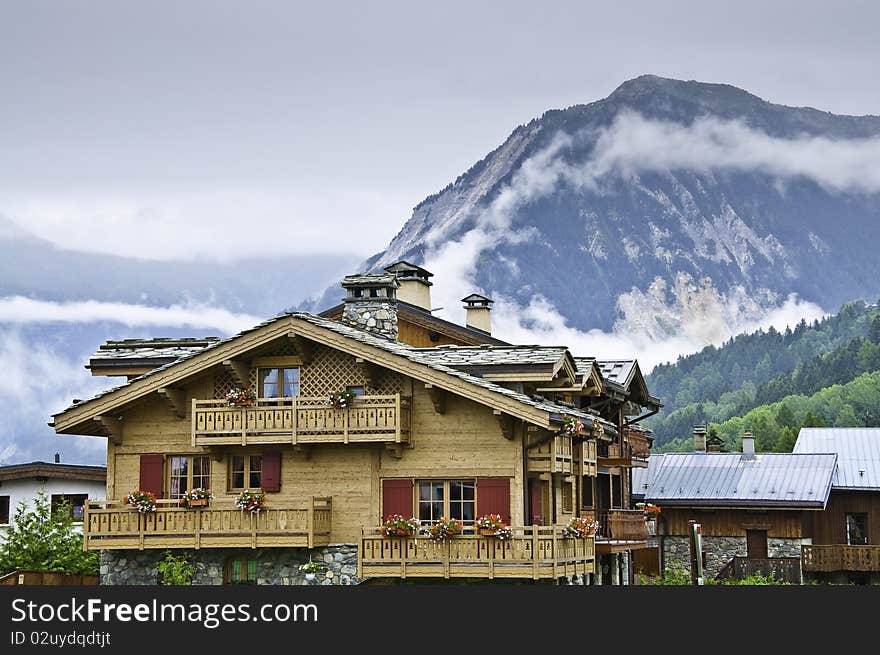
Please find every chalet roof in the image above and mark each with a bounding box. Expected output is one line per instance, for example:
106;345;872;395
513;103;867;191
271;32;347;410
87;337;222;368
54;311;612;434
0;461;106;483
413;345;569;367
596;359;637;387
793;428;880;490
461;293;494;305
636;452;837;508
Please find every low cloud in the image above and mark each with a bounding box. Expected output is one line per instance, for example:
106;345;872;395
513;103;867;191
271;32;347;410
0;330;109;465
0;185;409;261
422;111;873;365
0;296;262;333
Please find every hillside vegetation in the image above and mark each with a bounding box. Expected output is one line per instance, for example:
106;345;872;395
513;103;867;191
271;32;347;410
647;301;880;451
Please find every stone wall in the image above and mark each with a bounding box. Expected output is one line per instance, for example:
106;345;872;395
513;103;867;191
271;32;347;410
662;536;805;579
101;544;360;586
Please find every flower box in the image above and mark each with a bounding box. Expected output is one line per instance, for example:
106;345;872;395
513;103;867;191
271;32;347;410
381;515;420;538
562;516;599;539
179;487;214;509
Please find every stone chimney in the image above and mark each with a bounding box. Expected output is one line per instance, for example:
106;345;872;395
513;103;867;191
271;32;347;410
462;294;493;334
341;274;400;340
384;261;433;311
693;425;707;453
54;452;60;464
741;430;756;460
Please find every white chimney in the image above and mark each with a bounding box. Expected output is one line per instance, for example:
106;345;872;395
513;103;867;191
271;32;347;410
742;431;756;460
462;294;493;334
384;261;433;311
693;425;707;453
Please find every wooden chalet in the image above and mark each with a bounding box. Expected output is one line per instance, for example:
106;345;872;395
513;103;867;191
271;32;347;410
794;428;880;584
52;263;659;585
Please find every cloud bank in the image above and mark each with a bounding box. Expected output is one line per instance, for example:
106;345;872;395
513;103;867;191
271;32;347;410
0;297;262;333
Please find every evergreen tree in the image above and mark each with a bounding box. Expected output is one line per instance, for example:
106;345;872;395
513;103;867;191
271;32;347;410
0;491;99;576
869;315;880;345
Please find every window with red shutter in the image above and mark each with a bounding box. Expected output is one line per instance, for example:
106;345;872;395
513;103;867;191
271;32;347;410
382;479;413;519
477;478;511;523
139;454;165;498
261;451;282;492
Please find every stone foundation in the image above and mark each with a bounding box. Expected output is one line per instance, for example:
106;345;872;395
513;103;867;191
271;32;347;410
100;544;360;586
662;536;805;579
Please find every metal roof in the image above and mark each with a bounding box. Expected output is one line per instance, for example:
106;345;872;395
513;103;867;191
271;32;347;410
639;452;837;508
793;428;880;490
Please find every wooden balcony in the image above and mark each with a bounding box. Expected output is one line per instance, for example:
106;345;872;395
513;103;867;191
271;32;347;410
527;435;574;475
802;544;880;572
358;526;594;580
82;497;332;551
595;509;648;552
597;432;649;468
192;395;409;447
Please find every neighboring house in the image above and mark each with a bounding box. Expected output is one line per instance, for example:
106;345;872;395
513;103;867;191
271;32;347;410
0;458;106;541
794;428;880;584
51;262;658;585
633;429;836;582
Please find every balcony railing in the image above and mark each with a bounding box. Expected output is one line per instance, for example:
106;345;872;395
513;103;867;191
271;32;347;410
802;544;880;572
82;497;332;551
358;526;594;580
192;395;409;447
596;509;649;543
527;435;574;475
597;434;649;468
715;556;802;583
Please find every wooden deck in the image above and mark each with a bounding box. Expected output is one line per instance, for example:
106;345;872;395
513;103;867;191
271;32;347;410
192;395;409;446
82;497;331;551
359;526;594;580
802;544;880;572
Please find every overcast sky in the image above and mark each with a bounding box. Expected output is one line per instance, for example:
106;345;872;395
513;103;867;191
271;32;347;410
1;0;879;261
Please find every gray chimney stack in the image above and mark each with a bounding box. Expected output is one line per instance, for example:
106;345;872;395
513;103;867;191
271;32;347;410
693;425;707;453
462;294;494;334
341;274;400;341
741;431;756;460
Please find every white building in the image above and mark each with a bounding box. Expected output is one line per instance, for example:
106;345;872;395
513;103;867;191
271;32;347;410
0;457;106;541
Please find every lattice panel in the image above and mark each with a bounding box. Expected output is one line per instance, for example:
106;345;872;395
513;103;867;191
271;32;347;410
300;346;405;397
213;370;258;399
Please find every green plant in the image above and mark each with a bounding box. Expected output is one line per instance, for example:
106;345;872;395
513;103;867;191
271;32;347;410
423;517;463;540
156;551;194;585
649;561;694;585
126;490;157;513
226;387;257;407
0;491;99;576
328;390;356;409
234;490;265;513
561;516;599;539
299;560;323;574
179;487;214;508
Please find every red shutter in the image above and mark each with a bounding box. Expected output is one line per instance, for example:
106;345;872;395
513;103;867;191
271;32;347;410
262;451;282;492
477;478;511;523
382;479;413;519
139;454;164;498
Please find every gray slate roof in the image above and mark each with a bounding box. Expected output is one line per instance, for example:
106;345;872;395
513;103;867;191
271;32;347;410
596;359;637;387
793;428;880;490
637;452;837;508
58;312;610;430
89;338;221;363
412;345;568;368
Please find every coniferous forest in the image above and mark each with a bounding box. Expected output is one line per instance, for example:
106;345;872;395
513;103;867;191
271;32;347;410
646;301;880;452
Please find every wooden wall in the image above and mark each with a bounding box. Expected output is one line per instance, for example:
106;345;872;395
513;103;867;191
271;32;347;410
805;490;880;545
660;508;806;538
396;320;470;348
106;361;522;544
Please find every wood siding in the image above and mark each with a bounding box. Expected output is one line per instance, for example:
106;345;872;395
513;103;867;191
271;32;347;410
660;508;805;538
804;490;880;545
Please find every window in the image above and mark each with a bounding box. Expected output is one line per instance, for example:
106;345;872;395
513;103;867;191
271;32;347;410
417;480;475;524
562;481;574;514
0;496;9;524
50;494;89;521
346;386;365;397
846;513;868;545
259;367;300;399
168;455;211;499
582;477;594;509
225;556;258;585
230;455;262;490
